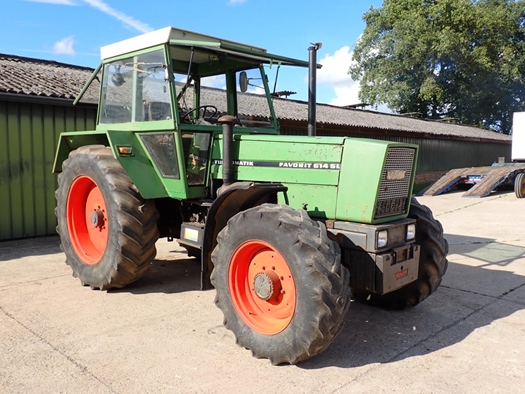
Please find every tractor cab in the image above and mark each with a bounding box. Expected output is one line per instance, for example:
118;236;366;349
72;27;309;200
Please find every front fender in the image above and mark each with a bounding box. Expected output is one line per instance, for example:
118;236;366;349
53;130;169;199
52;130;109;173
200;182;288;290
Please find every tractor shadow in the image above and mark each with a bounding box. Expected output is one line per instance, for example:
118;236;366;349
110;245;202;295
300;233;525;369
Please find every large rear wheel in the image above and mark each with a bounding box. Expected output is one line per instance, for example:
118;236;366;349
56;145;159;289
355;198;448;309
211;204;351;365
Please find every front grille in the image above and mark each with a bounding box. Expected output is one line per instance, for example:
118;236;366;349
375;147;415;218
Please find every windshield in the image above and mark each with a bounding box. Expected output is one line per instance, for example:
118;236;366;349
170;45;276;128
173;68;273;127
100;49;171;124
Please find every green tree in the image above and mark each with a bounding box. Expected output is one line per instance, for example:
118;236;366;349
350;0;525;134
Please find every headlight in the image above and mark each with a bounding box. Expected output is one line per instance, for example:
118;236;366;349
406;224;416;241
377;230;388;248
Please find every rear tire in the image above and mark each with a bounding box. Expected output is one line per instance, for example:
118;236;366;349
356;198;448;309
211;204;350;365
56;145;159;290
515;173;525;198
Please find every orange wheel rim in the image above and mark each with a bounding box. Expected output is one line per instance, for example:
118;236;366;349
229;240;296;335
66;175;108;265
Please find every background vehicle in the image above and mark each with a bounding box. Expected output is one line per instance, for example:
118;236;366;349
424;112;525;198
53;27;448;364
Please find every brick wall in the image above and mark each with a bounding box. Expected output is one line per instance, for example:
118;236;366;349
415;171;446;185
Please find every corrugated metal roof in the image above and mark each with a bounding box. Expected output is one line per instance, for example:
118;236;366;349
273;98;511;142
200;85;511;143
0;54;98;102
0;53;511;142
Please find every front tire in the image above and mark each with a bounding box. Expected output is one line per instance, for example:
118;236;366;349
56;145;159;290
358;198;448;309
211;204;351;365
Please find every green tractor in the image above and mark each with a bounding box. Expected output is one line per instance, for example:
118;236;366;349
53;27;448;365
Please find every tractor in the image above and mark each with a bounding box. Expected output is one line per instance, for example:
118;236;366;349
53;27;448;365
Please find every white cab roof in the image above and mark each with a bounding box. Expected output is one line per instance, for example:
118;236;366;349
100;26;267;60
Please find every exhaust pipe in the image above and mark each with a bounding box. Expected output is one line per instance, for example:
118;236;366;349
308;42;322;137
218;115;236;186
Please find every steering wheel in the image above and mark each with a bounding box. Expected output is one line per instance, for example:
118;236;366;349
180;105;218;123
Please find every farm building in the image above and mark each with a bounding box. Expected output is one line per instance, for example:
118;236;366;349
0;55;97;241
0;54;511;240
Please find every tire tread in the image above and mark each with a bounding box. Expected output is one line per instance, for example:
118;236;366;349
211;204;350;364
56;145;159;290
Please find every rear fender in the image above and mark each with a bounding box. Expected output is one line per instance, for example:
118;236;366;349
200;182;288;290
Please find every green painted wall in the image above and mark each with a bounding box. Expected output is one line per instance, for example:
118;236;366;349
0;99;96;241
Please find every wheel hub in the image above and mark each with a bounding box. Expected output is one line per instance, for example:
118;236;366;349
91;209;105;228
253;271;282;301
66;175;109;265
229;240;296;335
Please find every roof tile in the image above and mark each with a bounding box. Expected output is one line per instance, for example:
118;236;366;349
0;53;98;102
0;53;511;142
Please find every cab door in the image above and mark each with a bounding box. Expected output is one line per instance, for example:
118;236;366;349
99;46;191;199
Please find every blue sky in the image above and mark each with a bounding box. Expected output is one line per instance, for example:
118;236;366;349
3;0;384;107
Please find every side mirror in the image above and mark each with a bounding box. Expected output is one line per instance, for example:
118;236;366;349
111;72;125;86
239;71;248;93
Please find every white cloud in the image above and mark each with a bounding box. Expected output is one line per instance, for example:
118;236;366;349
228;0;247;4
53;36;75;54
25;0;77;4
317;46;360;106
202;75;226;89
81;0;153;33
329;84;361;107
317;45;391;113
